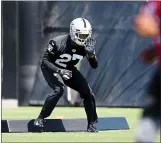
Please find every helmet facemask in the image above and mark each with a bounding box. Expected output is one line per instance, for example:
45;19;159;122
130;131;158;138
74;30;91;46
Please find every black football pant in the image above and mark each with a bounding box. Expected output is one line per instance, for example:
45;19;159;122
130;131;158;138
38;66;98;125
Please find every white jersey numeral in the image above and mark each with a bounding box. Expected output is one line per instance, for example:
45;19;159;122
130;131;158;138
55;54;83;68
55;54;71;68
72;54;84;61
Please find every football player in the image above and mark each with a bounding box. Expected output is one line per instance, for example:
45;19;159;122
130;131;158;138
134;1;160;142
34;18;98;132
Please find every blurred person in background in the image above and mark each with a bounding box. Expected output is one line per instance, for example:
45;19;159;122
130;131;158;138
134;1;160;142
34;18;99;133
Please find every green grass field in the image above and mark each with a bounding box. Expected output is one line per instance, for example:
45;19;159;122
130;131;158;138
2;107;160;142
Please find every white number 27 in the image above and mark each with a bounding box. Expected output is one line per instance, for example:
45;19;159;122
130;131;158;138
55;54;83;68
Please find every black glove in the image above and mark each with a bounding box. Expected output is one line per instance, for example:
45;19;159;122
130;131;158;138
84;37;96;57
85;45;95;54
57;69;72;80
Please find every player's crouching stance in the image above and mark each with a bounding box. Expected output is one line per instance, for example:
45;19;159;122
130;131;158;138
34;18;98;132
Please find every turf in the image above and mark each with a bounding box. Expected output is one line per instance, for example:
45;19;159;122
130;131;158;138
2;107;160;142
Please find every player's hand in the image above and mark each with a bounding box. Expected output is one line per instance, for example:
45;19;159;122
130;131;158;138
84;37;96;57
85;45;95;54
57;69;72;80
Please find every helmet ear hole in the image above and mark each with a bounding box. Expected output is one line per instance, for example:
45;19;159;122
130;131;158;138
75;33;78;37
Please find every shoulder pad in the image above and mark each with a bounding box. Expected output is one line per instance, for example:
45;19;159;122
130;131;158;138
52;35;68;51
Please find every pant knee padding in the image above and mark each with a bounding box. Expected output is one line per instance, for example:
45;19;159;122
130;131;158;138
48;86;64;98
80;87;95;100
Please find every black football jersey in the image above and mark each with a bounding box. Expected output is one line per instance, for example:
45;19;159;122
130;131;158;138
42;35;87;70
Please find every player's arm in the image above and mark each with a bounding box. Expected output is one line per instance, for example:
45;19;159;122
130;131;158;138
42;39;60;72
134;2;160;37
85;47;98;69
42;39;72;80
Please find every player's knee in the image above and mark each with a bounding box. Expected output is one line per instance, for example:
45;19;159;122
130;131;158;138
56;86;64;96
81;89;95;100
49;86;64;98
79;89;90;99
79;84;95;100
134;117;159;143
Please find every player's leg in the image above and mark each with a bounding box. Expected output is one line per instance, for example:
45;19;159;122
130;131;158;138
64;67;98;132
134;68;160;142
34;67;65;130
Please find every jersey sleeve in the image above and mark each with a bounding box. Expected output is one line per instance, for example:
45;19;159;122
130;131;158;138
47;39;58;54
41;58;60;73
41;39;60;73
